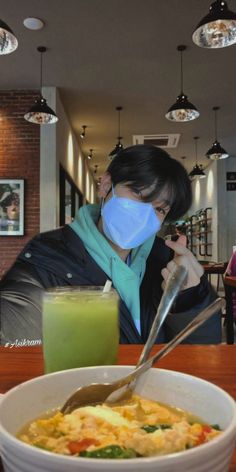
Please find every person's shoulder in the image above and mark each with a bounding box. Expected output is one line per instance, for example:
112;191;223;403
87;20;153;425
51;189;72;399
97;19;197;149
34;226;66;242
30;225;80;245
19;225;85;260
0;226;85;287
19;226;66;255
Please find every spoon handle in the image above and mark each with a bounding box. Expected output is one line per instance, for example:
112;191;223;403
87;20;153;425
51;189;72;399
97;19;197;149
136;264;187;368
112;297;225;391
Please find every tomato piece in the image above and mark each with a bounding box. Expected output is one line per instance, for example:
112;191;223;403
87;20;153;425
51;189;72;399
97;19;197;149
196;425;212;445
202;425;212;434
68;438;99;455
196;432;205;445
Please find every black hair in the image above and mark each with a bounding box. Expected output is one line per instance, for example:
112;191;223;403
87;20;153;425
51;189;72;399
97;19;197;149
0;192;19;211
106;144;192;222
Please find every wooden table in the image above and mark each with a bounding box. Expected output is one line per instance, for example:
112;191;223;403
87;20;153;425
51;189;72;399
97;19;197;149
0;345;236;471
224;275;236;345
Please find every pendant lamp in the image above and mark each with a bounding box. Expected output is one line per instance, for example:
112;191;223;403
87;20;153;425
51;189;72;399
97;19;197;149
0;18;18;54
88;149;93;160
24;47;58;124
206;107;229;160
166;45;199;122
189;137;206;179
108;106;124;159
80;125;87;139
193;1;236;48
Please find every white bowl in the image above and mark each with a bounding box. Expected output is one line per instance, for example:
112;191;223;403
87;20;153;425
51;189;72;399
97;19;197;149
0;366;236;472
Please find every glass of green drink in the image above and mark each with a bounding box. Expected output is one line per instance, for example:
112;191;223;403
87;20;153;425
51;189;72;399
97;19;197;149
42;286;119;373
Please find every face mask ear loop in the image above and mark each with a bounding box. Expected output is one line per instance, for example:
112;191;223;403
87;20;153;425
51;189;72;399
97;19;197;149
100;196;104;212
100;185;113;213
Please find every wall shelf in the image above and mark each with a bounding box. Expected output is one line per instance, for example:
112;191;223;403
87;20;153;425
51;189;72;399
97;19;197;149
199;243;213;246
194;230;212;236
186;207;212;258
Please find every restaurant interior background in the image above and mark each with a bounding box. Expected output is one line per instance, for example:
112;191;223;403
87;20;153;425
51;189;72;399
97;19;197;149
0;0;236;282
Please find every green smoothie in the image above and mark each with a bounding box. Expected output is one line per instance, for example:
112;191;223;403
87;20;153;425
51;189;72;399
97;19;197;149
42;287;119;373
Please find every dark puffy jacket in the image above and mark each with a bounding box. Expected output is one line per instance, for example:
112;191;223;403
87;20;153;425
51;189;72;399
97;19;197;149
0;226;221;345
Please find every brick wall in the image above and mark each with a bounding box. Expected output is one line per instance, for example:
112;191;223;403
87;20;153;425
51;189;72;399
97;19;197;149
0;91;40;278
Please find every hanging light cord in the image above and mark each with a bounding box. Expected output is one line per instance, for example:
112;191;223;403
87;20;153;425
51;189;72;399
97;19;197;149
180;49;183;94
40;51;43;91
116;106;122;141
37;46;46;98
214;107;218;141
118;109;120;137
177;45;186;95
194;137;199;165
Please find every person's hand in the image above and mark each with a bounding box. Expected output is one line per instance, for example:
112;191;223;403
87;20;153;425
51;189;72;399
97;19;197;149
161;235;204;291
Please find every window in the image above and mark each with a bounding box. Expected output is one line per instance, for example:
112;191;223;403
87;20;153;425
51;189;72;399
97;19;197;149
60;165;83;226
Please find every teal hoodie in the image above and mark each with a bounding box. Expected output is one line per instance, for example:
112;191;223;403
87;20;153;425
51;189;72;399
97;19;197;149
70;204;155;333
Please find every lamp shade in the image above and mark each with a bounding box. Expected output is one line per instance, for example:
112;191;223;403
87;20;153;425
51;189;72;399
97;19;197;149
24;46;58;125
0;19;18;54
165;46;199;122
189;137;206;179
206;140;229;159
24;97;58;124
189;164;206;179
205;106;229;159
165;94;200;122
192;0;236;48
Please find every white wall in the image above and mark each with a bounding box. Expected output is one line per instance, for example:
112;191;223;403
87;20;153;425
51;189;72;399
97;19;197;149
217;157;236;261
190;157;236;262
56;90;96;206
40;87;58;231
40;87;96;232
190;162;217;261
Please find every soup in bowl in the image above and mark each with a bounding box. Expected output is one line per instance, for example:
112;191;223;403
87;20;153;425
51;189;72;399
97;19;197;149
0;366;236;472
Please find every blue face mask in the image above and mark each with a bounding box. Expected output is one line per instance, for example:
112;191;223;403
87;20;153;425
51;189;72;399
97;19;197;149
101;187;161;249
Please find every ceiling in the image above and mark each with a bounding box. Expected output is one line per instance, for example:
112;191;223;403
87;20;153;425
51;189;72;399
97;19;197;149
1;0;236;178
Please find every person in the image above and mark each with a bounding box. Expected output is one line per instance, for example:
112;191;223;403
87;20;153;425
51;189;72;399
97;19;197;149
0;145;221;346
225;249;236;322
0;191;20;232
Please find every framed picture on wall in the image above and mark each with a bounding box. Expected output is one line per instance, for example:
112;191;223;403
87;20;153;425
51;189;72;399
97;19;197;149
226;172;236;181
0;179;24;236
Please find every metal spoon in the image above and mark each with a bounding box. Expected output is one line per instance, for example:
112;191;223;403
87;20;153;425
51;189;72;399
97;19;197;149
136;264;187;368
61;297;224;414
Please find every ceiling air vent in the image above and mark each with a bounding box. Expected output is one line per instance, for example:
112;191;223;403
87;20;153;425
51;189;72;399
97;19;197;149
133;134;180;148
